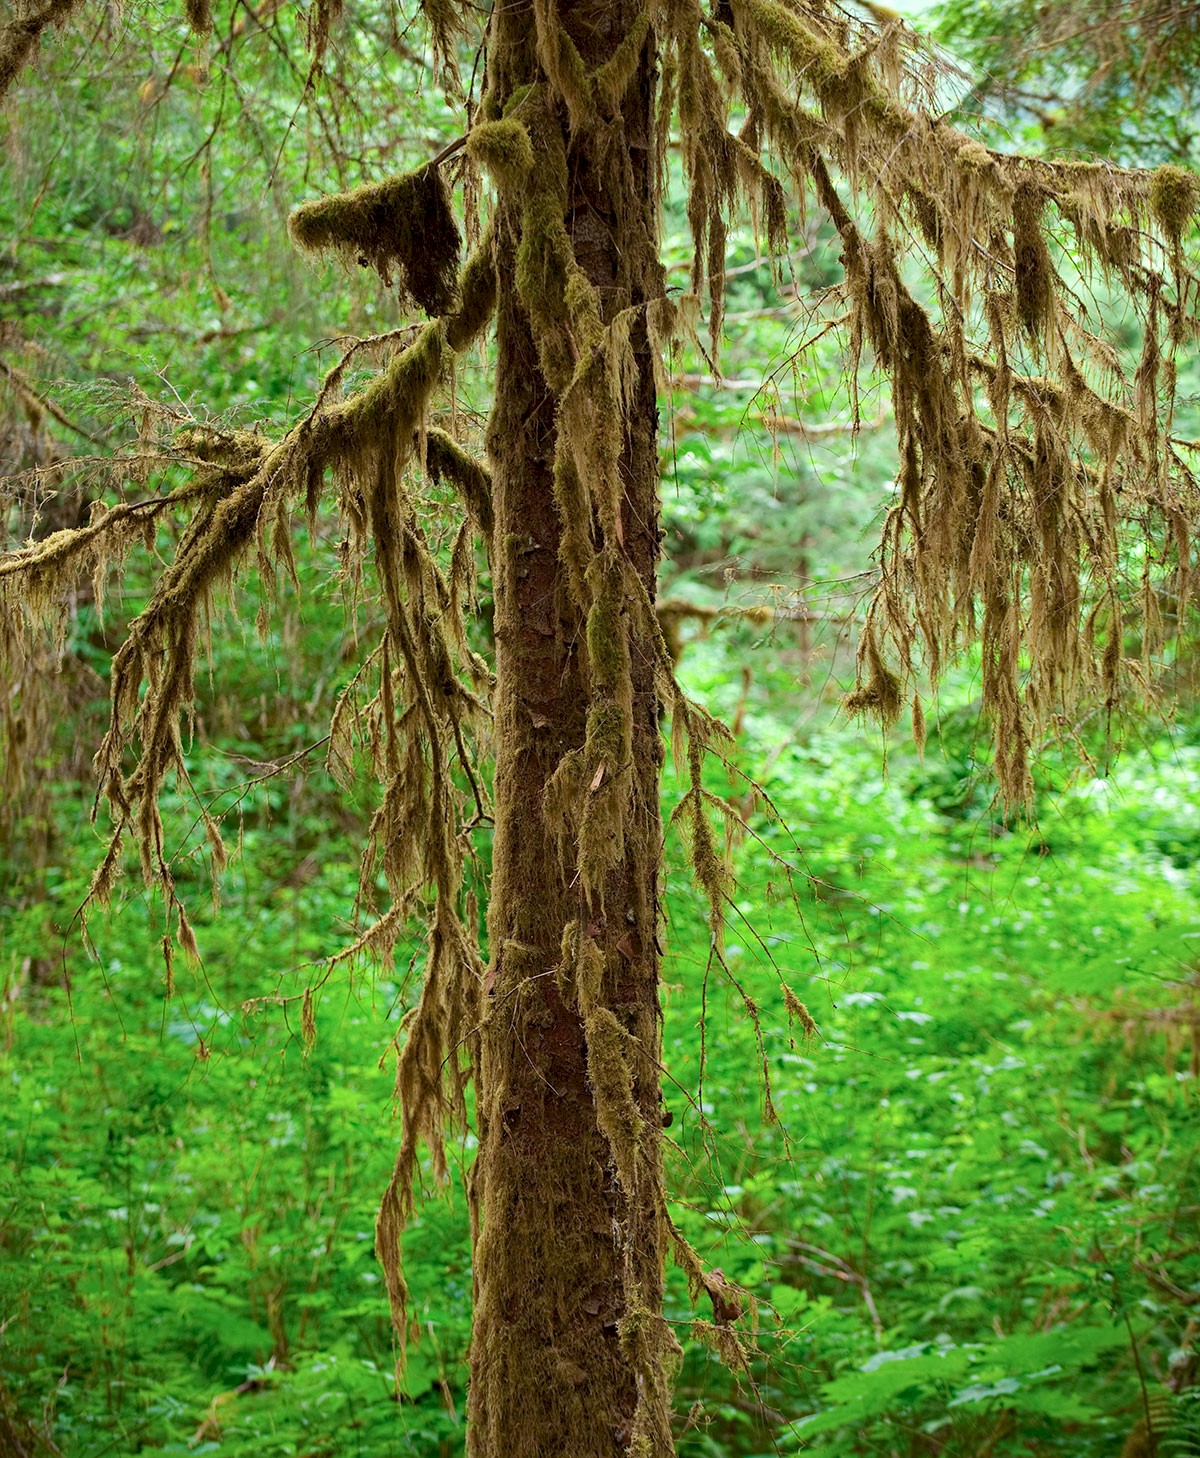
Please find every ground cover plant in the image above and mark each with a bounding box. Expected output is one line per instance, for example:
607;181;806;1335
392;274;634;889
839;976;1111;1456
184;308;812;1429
3;688;1199;1455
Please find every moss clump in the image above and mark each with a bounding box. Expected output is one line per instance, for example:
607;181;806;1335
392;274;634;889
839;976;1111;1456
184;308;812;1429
1149;163;1199;245
844;630;902;728
956;138;996;174
1012;181;1054;341
289;164;461;317
465;118;535;190
185;0;211;34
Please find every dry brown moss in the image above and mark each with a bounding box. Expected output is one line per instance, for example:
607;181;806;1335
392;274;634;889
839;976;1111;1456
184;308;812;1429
289;165;462;317
185;0;211;35
0;0;80;101
1150;163;1199;245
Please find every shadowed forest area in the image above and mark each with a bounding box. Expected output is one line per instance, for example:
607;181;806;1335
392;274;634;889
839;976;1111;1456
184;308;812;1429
2;0;1200;1454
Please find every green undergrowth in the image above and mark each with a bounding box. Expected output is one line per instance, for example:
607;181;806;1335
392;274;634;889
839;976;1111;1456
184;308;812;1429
661;638;1200;1456
3;638;1199;1454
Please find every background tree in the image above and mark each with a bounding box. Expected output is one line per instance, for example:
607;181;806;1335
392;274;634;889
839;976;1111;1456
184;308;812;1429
932;0;1200;164
2;1;1199;1455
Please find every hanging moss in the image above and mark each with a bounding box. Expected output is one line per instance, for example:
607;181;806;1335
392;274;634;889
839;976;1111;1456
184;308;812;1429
844;628;902;728
741;0;846;89
1149;163;1199;245
583;1004;645;1189
1013;181;1054;341
515;187;578;391
185;0;211;35
781;983;817;1042
0;0;81;102
289;164;462;317
532;0;594;132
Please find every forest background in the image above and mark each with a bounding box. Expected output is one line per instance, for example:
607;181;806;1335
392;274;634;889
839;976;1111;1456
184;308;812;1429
2;0;1200;1454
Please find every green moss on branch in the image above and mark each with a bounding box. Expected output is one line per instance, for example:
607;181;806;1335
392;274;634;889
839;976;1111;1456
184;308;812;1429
289;164;461;317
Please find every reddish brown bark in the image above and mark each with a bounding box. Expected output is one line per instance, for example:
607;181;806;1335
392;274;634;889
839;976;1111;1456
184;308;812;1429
467;2;670;1453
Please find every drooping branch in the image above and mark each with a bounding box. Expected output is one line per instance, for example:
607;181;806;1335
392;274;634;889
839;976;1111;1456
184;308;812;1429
640;0;1200;802
1;218;497;895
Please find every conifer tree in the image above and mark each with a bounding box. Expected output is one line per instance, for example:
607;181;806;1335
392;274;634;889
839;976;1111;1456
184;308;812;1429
2;1;1198;1453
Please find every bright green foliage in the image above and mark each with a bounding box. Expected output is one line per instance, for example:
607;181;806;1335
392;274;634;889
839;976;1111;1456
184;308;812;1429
4;665;1199;1453
659;656;1200;1455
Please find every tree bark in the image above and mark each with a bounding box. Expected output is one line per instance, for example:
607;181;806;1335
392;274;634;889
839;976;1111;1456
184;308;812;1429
468;2;671;1454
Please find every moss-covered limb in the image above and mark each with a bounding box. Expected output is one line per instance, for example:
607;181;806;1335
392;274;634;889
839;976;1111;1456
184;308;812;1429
533;0;595;133
593;9;652;115
465;117;535;191
289;164;462;317
425;427;494;537
15;227;496;963
0;474;220;609
309;320;446;467
0;357;103;446
88;446;286;889
445;219;499;352
0;0;80;101
797;138;1200;800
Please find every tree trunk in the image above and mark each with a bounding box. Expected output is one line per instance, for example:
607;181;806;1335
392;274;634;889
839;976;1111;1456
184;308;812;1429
468;2;672;1454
